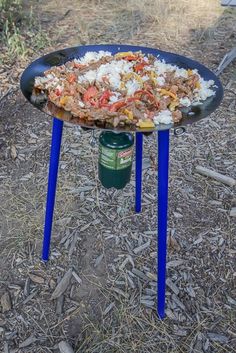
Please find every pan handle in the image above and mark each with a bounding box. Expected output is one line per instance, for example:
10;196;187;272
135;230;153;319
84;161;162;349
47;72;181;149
215;47;236;76
174;126;186;136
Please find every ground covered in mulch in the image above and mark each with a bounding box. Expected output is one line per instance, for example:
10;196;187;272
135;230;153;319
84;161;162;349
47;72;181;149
0;1;236;352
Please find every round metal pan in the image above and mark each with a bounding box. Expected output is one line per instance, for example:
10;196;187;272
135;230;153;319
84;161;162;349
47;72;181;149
20;44;224;132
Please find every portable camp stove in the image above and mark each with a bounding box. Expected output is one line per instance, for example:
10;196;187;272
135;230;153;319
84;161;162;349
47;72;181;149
21;44;223;319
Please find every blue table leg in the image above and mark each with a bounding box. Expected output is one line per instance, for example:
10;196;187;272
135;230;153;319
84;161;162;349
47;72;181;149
157;129;170;319
42;118;64;261
135;132;143;213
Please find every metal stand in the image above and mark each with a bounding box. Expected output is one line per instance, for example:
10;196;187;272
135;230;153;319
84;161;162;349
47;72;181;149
42;118;64;261
135;132;143;213
42;123;170;320
157;130;170;319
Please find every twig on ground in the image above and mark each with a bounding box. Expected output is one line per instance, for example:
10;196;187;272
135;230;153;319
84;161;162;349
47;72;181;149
195;165;236;187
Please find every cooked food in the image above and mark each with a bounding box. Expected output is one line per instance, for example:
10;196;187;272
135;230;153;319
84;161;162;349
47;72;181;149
33;50;216;128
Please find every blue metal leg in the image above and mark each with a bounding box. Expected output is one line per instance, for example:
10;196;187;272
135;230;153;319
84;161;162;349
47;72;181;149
135;132;143;213
42;118;64;261
157;129;170;319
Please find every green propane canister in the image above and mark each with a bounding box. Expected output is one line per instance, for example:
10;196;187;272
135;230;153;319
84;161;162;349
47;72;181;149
98;131;134;189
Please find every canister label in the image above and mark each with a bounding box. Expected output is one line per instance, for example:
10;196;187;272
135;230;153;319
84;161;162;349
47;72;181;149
99;145;133;170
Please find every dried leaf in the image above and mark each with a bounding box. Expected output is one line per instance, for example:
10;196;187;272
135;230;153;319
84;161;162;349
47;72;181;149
168;236;181;251
72;271;82;284
132;268;149;281
1;292;12;313
19;335;37;348
103;302;115;316
230;207;236;217
51;269;72;299
10;145;17;160
167;260;184;268
112;287;129;299
56;295;64;315
140;299;155;307
133;240;150;254
24;278;30;296
58;341;74;353
94;254;104;267
29;273;45;284
166;278;179;295
207;332;229;343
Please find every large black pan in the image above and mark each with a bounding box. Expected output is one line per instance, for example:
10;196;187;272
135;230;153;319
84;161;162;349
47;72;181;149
20;44;223;132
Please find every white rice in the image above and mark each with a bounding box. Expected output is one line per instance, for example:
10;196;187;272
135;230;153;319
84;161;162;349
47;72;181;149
78;101;85;107
126;80;140;96
153;110;173;125
153;59;176;75
141;75;150;82
109;92;121;103
35;75;60;89
156;76;165;86
75;52;216;105
78;59;134;89
83;70;97;84
175;68;188;78
195;78;216;101
109;72;122;89
75;51;112;65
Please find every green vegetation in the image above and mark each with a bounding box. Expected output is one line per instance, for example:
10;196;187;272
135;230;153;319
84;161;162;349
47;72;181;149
0;0;50;62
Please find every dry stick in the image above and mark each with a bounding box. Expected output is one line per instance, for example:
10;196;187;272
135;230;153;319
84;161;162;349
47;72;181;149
195;166;236;187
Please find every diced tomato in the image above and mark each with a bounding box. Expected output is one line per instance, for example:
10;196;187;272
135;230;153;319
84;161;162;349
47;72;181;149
126;97;140;103
83;86;98;102
99;90;113;107
90;100;99;107
134;62;148;72
82;86;99;107
55;89;62;96
109;100;127;112
67;73;77;83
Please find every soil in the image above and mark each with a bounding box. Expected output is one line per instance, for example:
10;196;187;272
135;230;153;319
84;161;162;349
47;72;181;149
0;1;236;352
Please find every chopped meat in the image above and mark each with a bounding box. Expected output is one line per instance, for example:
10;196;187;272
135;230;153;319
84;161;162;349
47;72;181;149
172;110;182;122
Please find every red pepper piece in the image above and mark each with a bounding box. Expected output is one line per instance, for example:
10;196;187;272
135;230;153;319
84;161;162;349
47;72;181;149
99;90;113;107
124;55;139;61
134;62;148;72
109;100;127;112
126;97;140;103
83;86;98;102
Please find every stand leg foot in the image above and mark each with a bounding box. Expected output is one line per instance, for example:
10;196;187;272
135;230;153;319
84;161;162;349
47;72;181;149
157;129;170;319
42;118;64;261
135;132;143;213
